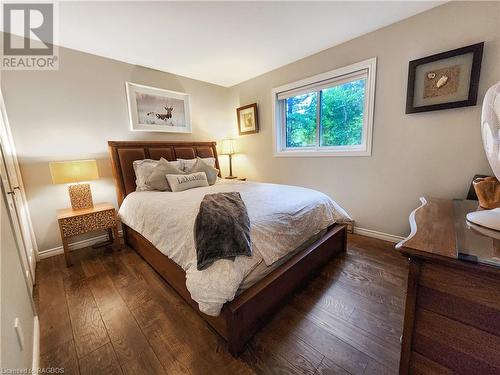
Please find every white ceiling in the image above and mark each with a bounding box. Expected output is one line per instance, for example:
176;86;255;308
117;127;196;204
57;2;441;86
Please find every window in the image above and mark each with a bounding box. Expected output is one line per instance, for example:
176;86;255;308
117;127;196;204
272;58;376;157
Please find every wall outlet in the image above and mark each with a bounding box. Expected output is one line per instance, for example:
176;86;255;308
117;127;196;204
14;318;24;351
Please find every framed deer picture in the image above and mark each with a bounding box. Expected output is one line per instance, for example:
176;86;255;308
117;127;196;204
126;82;191;133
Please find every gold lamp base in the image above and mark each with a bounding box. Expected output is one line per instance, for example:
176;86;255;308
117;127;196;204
68;183;94;210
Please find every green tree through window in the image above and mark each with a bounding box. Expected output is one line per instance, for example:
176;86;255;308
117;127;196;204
285;92;317;148
321;79;365;146
284;79;366;148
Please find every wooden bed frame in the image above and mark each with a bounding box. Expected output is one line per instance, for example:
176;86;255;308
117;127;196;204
108;140;347;356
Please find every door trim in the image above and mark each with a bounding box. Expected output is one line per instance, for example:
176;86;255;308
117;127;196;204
31;317;40;371
0;89;38;260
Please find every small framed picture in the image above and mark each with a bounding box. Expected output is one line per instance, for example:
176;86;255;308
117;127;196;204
237;103;259;135
406;42;484;114
126;82;191;133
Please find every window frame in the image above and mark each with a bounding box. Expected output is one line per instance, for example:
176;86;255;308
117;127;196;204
272;57;377;157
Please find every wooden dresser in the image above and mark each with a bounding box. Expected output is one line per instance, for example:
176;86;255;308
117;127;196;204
397;198;500;375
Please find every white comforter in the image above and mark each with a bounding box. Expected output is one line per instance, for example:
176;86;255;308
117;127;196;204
118;179;350;316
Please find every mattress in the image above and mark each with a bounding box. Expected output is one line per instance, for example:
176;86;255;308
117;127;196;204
119;179;351;316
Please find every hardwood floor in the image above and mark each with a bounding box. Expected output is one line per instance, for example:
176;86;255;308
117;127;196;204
35;234;408;375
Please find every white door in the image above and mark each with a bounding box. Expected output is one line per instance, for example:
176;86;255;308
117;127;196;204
0;90;37;286
1;179;38;371
0;147;34;289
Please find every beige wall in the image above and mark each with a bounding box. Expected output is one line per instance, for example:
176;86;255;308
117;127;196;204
2;2;500;254
228;1;500;237
1;44;232;251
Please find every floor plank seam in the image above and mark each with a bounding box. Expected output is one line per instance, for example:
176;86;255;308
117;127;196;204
106;251;175;375
61;267;84;375
313;304;401;356
83;265;125;375
295;303;399;369
287;329;359;374
116;283;170;374
312;356;324;375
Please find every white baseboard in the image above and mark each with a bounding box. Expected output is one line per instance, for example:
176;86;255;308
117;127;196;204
38;230;123;259
32;316;39;371
38;226;402;259
353;226;405;243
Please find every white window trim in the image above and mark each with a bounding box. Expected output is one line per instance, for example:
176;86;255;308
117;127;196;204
272;57;377;157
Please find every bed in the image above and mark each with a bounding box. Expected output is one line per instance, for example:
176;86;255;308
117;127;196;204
108;140;349;356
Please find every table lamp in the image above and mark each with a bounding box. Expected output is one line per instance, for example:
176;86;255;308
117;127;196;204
220;139;237;179
49;159;99;210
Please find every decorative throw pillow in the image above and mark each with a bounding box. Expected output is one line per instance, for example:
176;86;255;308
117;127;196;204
166;172;209;192
133;159;182;191
133;159;157;191
190;157;219;185
146;158;185;191
178;157;216;172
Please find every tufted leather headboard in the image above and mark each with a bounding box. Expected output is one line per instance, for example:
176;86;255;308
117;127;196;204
108;140;220;206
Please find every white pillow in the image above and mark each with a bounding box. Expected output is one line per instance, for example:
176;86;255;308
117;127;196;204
169;160;182;169
190;158;219;185
133;159;156;191
166;172;209;192
178;157;215;172
133;159;181;191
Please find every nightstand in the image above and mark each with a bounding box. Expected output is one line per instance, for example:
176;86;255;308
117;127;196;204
57;202;120;266
225;177;246;181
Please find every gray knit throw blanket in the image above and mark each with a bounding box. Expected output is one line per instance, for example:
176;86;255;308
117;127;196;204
194;192;252;270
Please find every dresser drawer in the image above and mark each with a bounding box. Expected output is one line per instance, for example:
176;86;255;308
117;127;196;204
59;209;116;237
412;308;500;374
